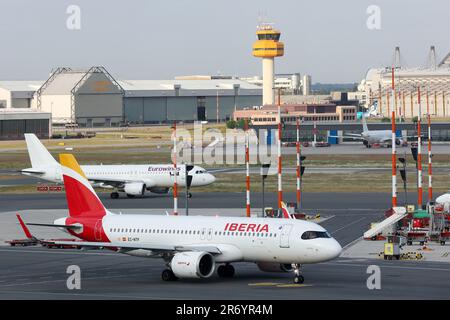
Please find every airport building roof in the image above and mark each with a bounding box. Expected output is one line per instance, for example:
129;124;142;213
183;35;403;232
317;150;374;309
0;81;44;92
118;79;262;97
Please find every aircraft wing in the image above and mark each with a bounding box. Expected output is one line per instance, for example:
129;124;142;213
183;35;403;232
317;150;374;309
327;135;364;141
47;240;222;254
88;177;149;188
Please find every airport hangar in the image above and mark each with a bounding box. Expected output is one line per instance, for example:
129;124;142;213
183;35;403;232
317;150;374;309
0;67;263;136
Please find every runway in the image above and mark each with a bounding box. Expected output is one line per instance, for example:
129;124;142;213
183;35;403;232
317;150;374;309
1;192;448;299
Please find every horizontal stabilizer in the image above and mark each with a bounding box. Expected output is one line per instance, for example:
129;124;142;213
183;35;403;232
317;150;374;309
21;168;46;175
26;222;81;230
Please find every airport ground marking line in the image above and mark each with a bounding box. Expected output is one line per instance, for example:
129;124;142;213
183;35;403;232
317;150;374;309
323;262;450;272
0;273;149;288
0;290;185;300
276;284;313;288
0;248;123;256
329;217;367;234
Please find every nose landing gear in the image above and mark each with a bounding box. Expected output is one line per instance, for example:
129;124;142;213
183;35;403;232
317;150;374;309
292;263;304;284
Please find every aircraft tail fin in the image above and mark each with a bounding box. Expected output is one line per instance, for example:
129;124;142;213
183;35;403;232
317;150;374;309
59;154;107;219
281;201;293;219
24;134;58;168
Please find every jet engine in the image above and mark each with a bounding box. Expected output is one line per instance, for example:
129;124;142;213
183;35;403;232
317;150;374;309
171;251;215;279
148;187;170;194
256;262;293;273
123;182;145;196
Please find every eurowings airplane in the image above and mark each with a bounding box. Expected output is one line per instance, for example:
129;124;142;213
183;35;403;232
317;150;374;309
21;134;215;199
22;154;342;284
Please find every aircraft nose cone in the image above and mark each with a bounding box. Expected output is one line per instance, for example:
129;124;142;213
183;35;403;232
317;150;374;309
325;239;342;260
208;174;216;184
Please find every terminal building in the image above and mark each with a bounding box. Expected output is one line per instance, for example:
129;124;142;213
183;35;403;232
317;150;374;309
358;47;450;118
233;103;357;125
0;67;262;129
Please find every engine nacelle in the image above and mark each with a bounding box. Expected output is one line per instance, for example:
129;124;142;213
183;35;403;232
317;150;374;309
171;251;215;279
148;187;170;194
256;262;293;273
123;182;145;196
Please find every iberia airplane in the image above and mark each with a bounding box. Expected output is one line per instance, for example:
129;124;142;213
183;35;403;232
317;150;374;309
23;154;342;284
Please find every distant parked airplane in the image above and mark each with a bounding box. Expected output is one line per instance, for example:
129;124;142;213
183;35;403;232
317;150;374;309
21;134;215;199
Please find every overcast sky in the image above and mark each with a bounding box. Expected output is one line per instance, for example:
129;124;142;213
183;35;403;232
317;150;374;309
0;0;449;83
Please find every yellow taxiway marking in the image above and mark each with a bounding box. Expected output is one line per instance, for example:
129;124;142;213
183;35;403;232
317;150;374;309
248;282;313;288
276;284;313;288
248;282;283;286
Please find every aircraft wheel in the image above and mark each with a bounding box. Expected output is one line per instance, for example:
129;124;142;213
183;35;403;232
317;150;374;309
188;192;193;198
110;192;119;199
161;269;177;281
293;275;304;284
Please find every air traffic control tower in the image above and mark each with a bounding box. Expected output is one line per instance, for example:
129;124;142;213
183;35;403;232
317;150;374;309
252;24;284;105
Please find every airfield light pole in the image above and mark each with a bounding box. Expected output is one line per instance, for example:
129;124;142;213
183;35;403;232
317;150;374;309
427;113;433;202
417;86;423;209
277;89;283;215
391;67;397;208
172;121;178;215
296;118;301;210
185;163;189;216
245;120;251;217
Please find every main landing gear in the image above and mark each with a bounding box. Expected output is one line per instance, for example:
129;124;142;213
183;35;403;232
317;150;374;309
161;269;178;281
187;192;192;198
292;263;304;284
110;192;119;199
217;264;235;278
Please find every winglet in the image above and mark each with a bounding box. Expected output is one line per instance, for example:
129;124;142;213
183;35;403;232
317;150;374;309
16;214;34;239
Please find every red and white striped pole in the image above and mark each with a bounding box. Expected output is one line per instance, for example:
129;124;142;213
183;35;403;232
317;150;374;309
391;67;397;207
173;121;178;215
277;90;283;212
427;113;433;202
417;87;423;208
245;121;250;217
296;118;301;210
391;111;397;207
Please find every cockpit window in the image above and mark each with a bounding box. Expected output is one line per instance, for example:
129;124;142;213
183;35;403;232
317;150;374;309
301;231;331;240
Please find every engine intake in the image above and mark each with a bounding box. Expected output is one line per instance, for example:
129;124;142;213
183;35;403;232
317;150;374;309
257;262;293;273
171;251;215;279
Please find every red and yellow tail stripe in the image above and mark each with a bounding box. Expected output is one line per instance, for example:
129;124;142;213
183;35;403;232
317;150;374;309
59;154;106;218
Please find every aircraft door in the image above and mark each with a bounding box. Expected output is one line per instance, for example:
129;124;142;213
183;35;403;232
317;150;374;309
279;224;293;248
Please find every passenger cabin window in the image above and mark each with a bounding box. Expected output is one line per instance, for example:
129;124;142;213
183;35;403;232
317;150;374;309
301;231;331;240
